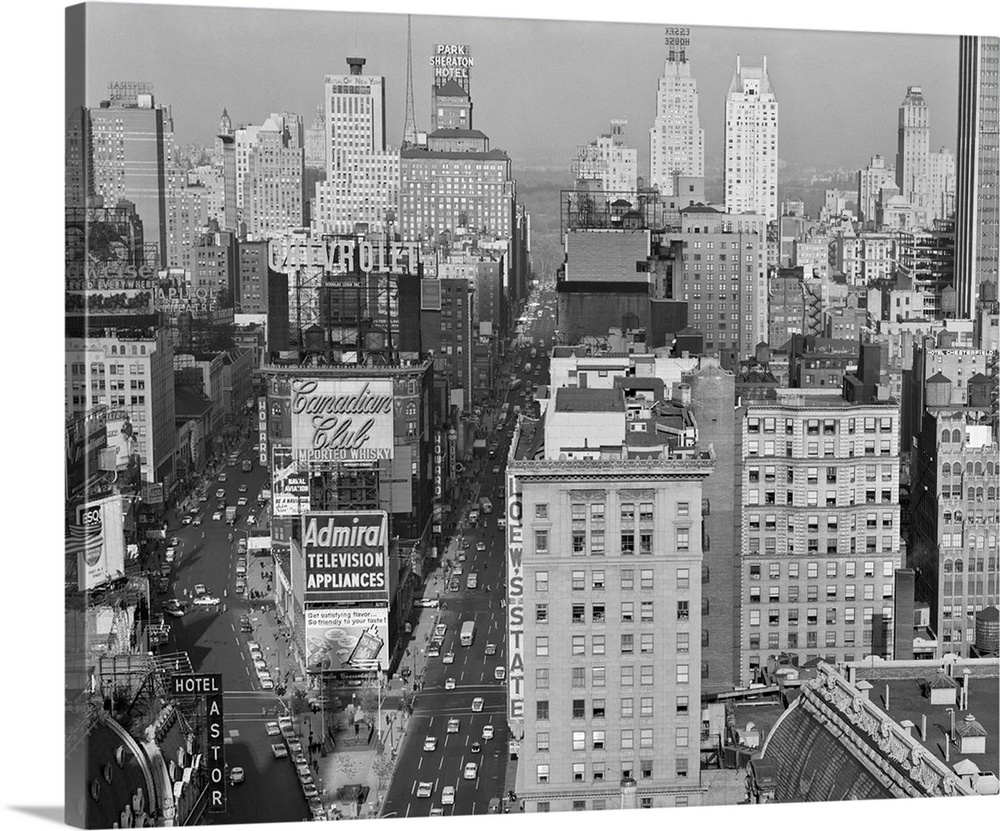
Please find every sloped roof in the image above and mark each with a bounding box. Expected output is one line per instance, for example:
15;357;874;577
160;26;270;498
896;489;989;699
434;80;469;97
927;671;959;689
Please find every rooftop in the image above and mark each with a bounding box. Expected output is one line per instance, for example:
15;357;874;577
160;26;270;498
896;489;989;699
554;387;623;413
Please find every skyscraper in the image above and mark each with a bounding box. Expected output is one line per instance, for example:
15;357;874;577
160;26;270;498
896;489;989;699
896;86;931;208
313;57;399;234
243;113;305;238
954;36;1000;318
724;57;778;223
90;82;174;266
649;47;703;194
572;120;637;197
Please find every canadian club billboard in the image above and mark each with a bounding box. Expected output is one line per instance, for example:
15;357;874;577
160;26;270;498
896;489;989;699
290;378;394;464
301;511;389;603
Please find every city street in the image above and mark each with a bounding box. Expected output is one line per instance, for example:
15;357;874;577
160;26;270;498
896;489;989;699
381;287;555;818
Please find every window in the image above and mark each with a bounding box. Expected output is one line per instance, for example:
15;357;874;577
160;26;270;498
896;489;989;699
535;571;549;592
593;699;606;718
640;503;654;522
535;504;548;519
592;570;605;590
675;727;689;747
536;604;549;623
676;528;690;551
572;604;586;624
676;568;690;590
593;763;606;783
640;601;654;622
640;633;654;653
536;668;549;689
535;637;549;657
621;634;634;654
572;638;586;657
621;569;634;591
534;530;548;553
677;664;690;684
621;531;635;555
572;731;585;750
592;730;606;750
621;601;634;622
677;601;690;620
536;764;549;784
621;730;634;750
536;701;549;720
677;632;689;653
593;635;606;655
640;569;653;590
572;571;585;590
676;695;689;713
640;729;654;749
593;604;606;623
621;698;634;718
573;763;586;782
593;666;606;687
621;666;634;687
621;503;635;522
536;732;550;752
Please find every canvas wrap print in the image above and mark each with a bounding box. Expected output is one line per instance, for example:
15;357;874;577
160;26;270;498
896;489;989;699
64;2;999;827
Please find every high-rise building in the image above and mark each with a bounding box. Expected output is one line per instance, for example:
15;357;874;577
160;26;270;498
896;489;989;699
910;370;999;657
304;105;327;170
649;48;703;194
896;86;931;211
507;388;714;811
234;123;260;214
857;155;896;228
66;326;177;487
670;205;768;358
954;36;1000;318
66;107;93;209
90;84;174;266
724;56;779;223
314;58;400;234
244;113;305;238
737;389;904;684
572;120;637;198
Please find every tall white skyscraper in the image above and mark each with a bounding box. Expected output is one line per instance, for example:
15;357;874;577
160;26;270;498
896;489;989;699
896;86;931;207
649;48;703;194
313;56;399;234
724;56;779;223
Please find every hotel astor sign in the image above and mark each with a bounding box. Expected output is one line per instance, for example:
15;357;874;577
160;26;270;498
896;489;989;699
290;378;395;464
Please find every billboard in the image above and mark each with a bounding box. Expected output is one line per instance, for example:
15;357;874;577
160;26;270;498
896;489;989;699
506;479;525;729
305;607;389;673
68;495;126;592
290;378;394;464
431;43;473;90
105;410;139;470
271;444;311;517
301;511;388;603
65;269;156;317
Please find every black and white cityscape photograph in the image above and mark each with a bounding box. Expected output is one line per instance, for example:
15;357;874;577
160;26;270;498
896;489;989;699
5;0;999;829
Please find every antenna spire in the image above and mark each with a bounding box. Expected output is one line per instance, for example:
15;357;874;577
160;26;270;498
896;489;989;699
403;15;418;148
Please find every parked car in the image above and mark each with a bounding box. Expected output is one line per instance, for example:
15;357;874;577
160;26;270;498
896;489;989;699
434;623;447;638
265;721;280;737
271;743;288;759
476;542;486;552
216;489;226;499
164;606;185;618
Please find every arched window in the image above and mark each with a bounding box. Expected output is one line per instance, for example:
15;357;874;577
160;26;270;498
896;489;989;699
942;462;951;476
952;429;962;443
941;430;950;443
975;462;983;476
702;565;710;584
966;462;974;475
976;487;984;500
968;535;978;550
140;345;146;355
701;597;710;616
988;488;997;501
111;346;117;355
131;345;137;355
968;488;975;501
943;511;952;523
987;462;995;476
702;630;710;648
944;559;953;573
955;558;964;573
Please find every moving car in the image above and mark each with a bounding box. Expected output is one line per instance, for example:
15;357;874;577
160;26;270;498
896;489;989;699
247;514;257;525
416;782;433;799
444;678;456;690
457;552;467;563
482;725;495;740
497;518;506;528
271;743;288;759
470;741;482;753
492;466;500;474
471;697;484;712
237;497;248;507
476;542;486;552
447;718;460;733
212;511;223;521
452;565;463;577
434;623;447;639
192;595;220;606
423;737;437;752
413;598;439;608
164;606;185;618
495;666;506;680
229;767;244;785
170;537;180;547
463;762;478;780
447;580;460;593
429;807;444;817
485;643;497;656
441;786;455;805
216;489;226;499
443;652;455;665
238;484;248;493
219;474;227;482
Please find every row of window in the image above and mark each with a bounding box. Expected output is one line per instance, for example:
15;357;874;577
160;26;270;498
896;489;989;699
749;630;875;648
535;692;690;721
749;584;894;603
532;569;690;593
532;529;690;556
748;416;892;434
750;559;895;580
749;513;895;530
746;488;895;506
747;440;894;457
748;606;894;626
748;465;894;484
535;759;687;788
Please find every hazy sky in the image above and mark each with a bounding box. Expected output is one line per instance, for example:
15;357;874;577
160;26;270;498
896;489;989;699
78;1;971;174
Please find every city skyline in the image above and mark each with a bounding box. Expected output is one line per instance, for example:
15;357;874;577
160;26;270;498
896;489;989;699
80;2;962;177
